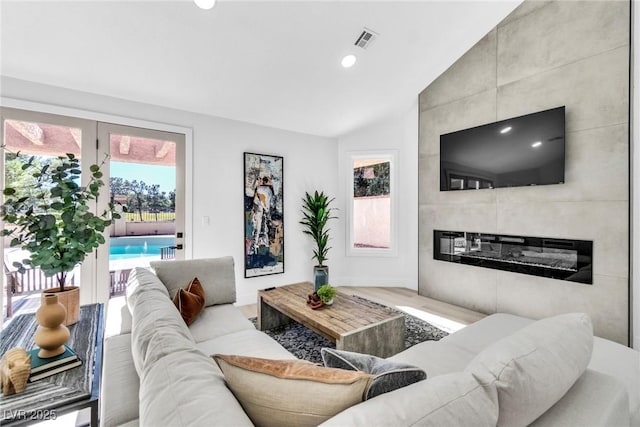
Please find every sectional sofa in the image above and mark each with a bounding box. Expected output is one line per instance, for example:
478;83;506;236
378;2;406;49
100;257;640;426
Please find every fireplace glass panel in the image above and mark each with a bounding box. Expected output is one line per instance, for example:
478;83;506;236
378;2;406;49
434;231;592;284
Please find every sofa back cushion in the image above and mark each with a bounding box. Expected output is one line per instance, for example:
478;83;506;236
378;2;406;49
125;267;169;312
319;371;498;427
151;257;236;306
127;267;194;375
465;312;593;427
140;349;253;427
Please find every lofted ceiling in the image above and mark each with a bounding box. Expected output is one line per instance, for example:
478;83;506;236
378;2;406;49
0;1;522;138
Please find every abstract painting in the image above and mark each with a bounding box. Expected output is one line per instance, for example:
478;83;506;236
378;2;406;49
244;152;284;277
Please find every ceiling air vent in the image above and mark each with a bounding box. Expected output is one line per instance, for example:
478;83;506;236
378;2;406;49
354;28;378;50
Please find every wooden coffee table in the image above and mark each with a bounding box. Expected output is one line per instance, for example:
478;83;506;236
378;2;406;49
258;282;404;358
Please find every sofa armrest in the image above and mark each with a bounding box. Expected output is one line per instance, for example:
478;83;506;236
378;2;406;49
530;369;630;427
100;334;139;427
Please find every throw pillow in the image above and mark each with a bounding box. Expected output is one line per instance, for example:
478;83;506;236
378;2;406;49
212;354;373;427
465;312;593;427
172;277;206;325
321;348;427;399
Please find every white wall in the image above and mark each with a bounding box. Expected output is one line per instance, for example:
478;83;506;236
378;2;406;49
333;102;419;289
1;77;339;306
633;0;639;350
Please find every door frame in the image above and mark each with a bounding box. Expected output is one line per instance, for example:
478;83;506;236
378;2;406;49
0;100;192;319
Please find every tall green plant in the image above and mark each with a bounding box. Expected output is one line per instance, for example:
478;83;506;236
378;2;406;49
299;191;336;266
1;152;120;291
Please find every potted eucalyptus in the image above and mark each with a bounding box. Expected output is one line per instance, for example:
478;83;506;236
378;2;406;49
1;152;120;325
299;190;336;291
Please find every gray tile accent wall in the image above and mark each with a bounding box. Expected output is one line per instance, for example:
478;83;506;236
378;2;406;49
418;0;630;344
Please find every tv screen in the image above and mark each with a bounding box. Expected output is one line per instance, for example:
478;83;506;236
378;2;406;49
440;106;565;191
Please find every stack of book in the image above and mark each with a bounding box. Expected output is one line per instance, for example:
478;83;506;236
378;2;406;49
28;345;82;382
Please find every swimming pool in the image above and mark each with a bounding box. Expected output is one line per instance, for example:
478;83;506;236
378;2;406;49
109;236;175;260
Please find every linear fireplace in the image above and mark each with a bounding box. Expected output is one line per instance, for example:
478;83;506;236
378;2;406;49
433;230;593;284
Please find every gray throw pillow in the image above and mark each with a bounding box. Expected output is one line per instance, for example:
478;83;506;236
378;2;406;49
321;348;426;400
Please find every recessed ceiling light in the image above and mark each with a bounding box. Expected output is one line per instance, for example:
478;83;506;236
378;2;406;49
500;126;512;134
341;54;357;68
194;0;216;10
531;141;542;148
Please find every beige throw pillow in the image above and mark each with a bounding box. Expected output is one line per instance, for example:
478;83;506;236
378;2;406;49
213;354;373;427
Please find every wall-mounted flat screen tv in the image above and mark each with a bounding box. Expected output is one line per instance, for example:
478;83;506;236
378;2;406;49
440;106;565;191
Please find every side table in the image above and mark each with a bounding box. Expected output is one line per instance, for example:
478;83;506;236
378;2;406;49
0;303;104;426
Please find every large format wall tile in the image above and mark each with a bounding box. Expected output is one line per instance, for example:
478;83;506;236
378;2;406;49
419;155;498;206
497;46;629;133
418;0;630;344
497;0;629;86
496;200;628;279
496;272;628;344
422;203;498;234
495;124;629;204
419;89;496;157
419;30;497;111
419;258;498;314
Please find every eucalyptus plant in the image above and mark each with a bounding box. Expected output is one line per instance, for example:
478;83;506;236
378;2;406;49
1;152;120;291
299;191;336;266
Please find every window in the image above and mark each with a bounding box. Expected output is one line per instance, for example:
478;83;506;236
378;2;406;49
347;151;396;256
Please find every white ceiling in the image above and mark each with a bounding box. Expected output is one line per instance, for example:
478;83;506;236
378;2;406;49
1;1;522;138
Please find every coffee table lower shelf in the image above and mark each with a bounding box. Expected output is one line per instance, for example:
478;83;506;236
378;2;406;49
258;282;404;358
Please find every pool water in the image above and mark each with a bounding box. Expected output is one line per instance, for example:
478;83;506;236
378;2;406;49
109;236;175;260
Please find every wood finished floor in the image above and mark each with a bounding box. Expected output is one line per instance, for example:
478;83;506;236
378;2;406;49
238;286;485;331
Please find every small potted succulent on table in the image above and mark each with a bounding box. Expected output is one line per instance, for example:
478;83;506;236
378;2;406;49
316;284;336;306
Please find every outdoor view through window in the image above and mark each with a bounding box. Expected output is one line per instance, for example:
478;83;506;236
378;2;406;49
352;158;391;249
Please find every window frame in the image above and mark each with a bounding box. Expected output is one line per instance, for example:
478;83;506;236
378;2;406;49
346;150;398;257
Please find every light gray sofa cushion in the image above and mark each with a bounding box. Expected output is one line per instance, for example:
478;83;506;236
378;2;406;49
465;312;593;427
189;304;256;343
100;334;140;427
530;369;630;427
441;312;533;354
104;296;133;338
195;328;296;360
125;267;169;310
128;267;194;375
589;336;640;425
151;257;236;306
320;371;498;427
391;340;476;377
139;348;253;427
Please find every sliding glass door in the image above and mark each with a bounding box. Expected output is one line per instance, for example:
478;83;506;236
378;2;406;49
96;123;185;303
1;108;186;323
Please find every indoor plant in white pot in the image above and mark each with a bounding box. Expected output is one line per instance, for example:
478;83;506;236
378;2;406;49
316;284;336;306
299;190;336;291
1;152;119;325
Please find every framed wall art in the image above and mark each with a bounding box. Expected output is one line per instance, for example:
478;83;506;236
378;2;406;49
244;152;284;278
